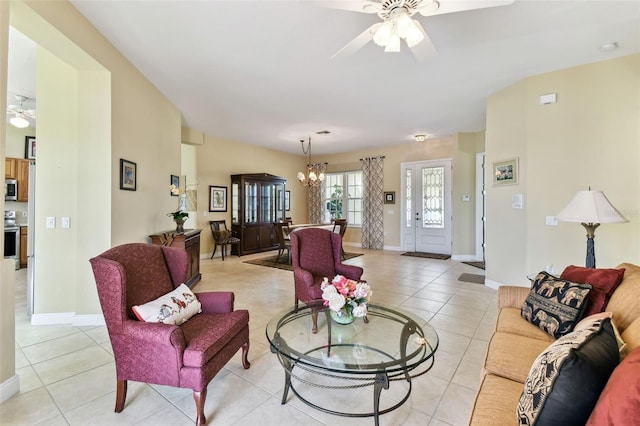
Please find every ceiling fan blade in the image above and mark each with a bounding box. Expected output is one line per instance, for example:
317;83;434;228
300;0;382;14
408;20;437;61
331;23;381;59
418;0;515;17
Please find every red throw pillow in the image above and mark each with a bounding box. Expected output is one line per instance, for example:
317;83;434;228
560;265;625;317
587;345;640;425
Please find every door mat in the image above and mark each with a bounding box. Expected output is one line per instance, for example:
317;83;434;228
458;273;485;284
462;261;485;270
244;252;363;272
400;252;451;260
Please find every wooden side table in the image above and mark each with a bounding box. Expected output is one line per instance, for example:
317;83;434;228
149;229;202;288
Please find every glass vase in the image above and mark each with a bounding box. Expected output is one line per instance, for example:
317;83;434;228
174;218;185;233
329;306;355;325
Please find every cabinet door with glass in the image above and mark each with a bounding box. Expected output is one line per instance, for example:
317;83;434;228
231;173;286;256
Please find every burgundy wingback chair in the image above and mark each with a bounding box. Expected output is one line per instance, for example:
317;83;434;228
89;243;250;426
291;228;364;332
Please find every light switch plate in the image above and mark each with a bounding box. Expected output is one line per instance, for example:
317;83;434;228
62;217;70;229
512;194;523;209
46;217;56;229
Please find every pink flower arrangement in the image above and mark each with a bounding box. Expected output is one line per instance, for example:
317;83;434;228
321;275;372;318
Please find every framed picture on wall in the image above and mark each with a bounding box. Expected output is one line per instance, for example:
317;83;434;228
170;174;180;195
119;159;137;191
492;157;519;186
384;191;395;204
25;136;36;159
209;186;227;212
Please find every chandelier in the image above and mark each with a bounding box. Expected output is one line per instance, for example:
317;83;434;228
297;135;328;188
372;6;425;52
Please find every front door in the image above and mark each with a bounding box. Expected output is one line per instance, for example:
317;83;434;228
401;160;452;254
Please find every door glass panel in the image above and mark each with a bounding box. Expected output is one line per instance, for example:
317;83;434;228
422;166;444;229
260;184;273;223
276;184;285;221
232;183;239;224
245;182;257;223
405;169;412;227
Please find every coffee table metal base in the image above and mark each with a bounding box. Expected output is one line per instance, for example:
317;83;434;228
273;342;428;426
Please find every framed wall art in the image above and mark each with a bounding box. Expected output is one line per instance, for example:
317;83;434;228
25;136;36;159
209;185;227;212
384;191;395;204
170;174;180;195
119;159;137;191
493;157;519;186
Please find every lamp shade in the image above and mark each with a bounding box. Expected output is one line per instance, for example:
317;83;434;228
557;190;628;224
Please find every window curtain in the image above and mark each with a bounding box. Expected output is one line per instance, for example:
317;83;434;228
308;182;323;224
361;156;384;249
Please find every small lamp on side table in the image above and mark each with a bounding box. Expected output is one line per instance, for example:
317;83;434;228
556;189;628;268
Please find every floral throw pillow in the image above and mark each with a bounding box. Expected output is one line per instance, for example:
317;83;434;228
521;272;592;338
132;283;201;325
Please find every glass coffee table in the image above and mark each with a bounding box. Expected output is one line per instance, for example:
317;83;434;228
266;303;438;425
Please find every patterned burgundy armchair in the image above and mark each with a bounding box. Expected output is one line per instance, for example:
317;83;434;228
89;243;250;426
291;228;364;332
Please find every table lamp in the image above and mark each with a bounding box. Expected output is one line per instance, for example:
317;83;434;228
556;189;628;268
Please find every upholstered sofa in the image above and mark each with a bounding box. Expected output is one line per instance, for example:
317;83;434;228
469;263;640;425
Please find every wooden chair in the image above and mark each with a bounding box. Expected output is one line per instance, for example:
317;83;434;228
209;220;240;261
273;222;291;263
332;218;348;259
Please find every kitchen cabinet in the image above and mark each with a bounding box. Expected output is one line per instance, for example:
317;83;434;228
5;157;30;201
148;229;201;288
5;158;16;179
17;159;29;202
230;173;286;256
20;226;27;269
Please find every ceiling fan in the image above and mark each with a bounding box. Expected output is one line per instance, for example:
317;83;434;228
6;95;36;128
309;0;515;60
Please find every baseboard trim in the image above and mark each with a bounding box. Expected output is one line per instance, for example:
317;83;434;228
452;254;483;261
31;312;105;327
485;278;502;290
73;314;106;327
383;245;402;251
0;375;19;404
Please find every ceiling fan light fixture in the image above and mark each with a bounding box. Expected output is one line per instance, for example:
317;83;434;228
9;115;29;128
405;20;425;47
373;20;394;46
395;11;414;39
384;28;401;52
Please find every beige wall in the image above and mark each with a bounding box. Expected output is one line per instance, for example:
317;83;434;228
192;134;309;255
313;134;482;255
4;1;182;322
486;54;640;287
0;0;17;398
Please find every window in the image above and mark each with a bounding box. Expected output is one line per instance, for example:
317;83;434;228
322;171;363;226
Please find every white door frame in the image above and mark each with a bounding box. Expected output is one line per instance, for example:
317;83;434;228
400;159;453;254
475;153;486;261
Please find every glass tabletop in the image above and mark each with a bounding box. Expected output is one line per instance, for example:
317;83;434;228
266;303;438;376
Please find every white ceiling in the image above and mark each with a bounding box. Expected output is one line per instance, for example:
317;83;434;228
8;1;640;154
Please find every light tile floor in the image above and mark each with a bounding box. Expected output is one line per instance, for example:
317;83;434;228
1;248;496;425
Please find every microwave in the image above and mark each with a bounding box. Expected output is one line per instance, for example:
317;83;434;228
5;179;17;201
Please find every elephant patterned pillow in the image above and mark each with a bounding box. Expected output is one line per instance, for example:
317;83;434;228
517;316;619;426
132;283;202;325
521;272;592;338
